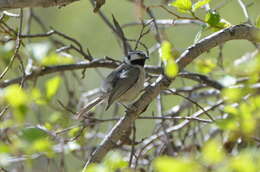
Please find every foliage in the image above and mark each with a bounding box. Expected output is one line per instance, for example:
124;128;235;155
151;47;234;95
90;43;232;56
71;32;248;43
0;0;260;171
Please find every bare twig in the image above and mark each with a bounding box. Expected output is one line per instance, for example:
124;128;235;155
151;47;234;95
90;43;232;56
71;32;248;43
237;0;251;23
0;9;23;80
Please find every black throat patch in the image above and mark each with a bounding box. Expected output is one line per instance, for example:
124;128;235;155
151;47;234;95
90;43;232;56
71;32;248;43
130;59;145;66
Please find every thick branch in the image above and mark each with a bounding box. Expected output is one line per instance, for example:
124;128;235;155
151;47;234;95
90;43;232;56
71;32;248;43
0;0;79;10
83;24;260;168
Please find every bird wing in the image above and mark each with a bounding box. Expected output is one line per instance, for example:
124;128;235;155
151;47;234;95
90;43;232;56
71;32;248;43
101;64;140;110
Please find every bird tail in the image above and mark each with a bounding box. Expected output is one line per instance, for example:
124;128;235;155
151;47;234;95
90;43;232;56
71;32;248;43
76;97;103;119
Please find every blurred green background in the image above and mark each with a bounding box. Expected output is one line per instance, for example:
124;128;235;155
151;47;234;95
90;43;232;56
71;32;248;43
1;0;260;171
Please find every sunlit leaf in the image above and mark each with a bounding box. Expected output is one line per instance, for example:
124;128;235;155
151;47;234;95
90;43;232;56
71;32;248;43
104;151;128;170
216;117;238;131
165;59;179;78
31;88;46;105
192;0;211;11
41;53;74;66
230;153;257;172
32;138;54;157
68;127;81;137
202;139;225;164
160;41;173;61
216;19;231;29
171;0;192;13
83;164;109;172
195;59;216;74
222;87;243;102
0;144;11;153
239;103;256;134
4;85;28;107
154;156;201;172
223;105;238;115
45;76;62;99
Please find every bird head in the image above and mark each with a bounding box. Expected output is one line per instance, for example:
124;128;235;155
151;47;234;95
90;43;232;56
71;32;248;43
125;50;149;66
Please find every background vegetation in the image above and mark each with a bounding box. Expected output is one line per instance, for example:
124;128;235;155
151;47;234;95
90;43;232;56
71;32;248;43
1;0;260;171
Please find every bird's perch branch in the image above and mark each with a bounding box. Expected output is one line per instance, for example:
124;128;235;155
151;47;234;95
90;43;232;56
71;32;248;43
0;0;79;10
83;24;260;168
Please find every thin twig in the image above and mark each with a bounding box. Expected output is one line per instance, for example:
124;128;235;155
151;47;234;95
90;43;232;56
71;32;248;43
0;9;23;80
237;0;251;23
171;90;216;121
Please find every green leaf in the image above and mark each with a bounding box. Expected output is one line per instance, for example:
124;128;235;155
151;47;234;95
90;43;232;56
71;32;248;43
160;41;173;61
104;151;128;170
45;76;62;99
192;0;211;11
230;153;257;172
20;127;49;143
154;156;201;172
32;139;53;156
31;88;46;105
195;59;216;74
222;87;244;102
165;59;179;78
0;144;11;153
202;139;225;164
40;53;74;66
4;85;28;107
216;117;238;131
256;15;260;28
205;11;220;27
171;0;192;13
83;164;109;172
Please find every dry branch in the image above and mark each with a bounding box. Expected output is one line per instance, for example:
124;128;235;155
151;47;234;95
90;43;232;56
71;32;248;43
0;0;79;10
83;24;260;168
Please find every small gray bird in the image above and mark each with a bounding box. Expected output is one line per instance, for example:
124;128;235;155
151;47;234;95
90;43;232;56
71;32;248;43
76;51;148;118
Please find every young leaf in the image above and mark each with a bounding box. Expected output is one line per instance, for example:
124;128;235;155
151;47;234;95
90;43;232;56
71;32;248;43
192;0;211;11
40;53;74;66
160;41;172;61
205;11;220;27
154;156;201;172
171;0;192;13
45;76;62;99
4;85;28;107
202;139;225;164
165;59;179;78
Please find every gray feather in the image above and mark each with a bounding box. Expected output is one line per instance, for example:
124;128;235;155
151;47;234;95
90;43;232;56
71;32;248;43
101;64;140;110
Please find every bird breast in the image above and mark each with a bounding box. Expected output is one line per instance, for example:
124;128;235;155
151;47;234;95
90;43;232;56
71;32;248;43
118;66;145;103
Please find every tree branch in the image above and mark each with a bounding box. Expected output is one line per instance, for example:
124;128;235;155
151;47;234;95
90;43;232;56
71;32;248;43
83;24;260;168
0;0;79;10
